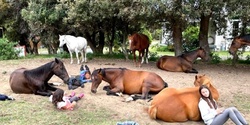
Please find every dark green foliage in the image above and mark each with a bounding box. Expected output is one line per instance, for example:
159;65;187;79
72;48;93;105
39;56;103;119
210;53;221;64
0;38;19;60
148;52;159;61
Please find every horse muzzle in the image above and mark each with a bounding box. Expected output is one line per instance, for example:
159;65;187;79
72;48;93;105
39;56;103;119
91;89;97;93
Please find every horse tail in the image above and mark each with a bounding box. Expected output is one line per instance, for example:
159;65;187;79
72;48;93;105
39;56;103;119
148;105;157;119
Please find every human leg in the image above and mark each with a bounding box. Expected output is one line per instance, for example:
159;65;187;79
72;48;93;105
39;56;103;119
230;107;248;125
212;107;245;125
69;96;80;103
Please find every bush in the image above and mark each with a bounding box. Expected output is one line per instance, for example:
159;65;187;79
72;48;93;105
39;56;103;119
210;53;221;64
0;38;19;60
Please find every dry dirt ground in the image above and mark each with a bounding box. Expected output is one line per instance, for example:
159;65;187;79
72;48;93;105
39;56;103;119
0;58;250;125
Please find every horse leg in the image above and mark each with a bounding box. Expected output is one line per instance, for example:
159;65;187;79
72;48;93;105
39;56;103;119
75;50;80;64
138;51;142;67
35;85;53;96
106;87;122;96
141;50;145;64
69;51;73;64
132;51;137;67
83;49;87;62
80;51;84;63
145;48;149;64
184;68;198;74
46;83;58;91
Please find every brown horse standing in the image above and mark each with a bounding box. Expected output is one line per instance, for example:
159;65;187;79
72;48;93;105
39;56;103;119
229;34;250;56
90;68;168;100
148;74;219;122
156;47;207;73
9;58;70;96
128;33;150;67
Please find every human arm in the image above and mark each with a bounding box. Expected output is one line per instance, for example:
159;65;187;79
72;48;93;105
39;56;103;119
61;101;76;110
198;99;217;122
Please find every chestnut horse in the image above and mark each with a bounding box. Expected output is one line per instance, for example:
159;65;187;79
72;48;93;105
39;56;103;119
9;58;70;96
156;47;207;73
229;34;250;56
90;68;168;100
128;33;150;67
148;74;219;122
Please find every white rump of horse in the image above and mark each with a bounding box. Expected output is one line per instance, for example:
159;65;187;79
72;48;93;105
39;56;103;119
59;35;88;64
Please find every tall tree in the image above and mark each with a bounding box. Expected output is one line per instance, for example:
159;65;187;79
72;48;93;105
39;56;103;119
21;0;65;54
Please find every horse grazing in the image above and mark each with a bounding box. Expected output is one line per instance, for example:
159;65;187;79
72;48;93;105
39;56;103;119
9;58;70;96
229;34;250;56
128;33;150;67
156;47;207;73
59;35;88;64
147;74;219;122
90;68;168;100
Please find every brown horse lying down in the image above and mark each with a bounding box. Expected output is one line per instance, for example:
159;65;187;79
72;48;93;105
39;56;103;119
91;68;168;100
9;58;69;96
156;47;207;73
148;74;219;122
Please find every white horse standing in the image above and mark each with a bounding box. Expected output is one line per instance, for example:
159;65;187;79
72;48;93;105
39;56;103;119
59;35;88;64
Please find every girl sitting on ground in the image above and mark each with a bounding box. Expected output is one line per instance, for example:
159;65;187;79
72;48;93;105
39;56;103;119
49;88;84;110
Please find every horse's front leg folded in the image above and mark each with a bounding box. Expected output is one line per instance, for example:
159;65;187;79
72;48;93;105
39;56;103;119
46;83;58;91
106;88;122;96
35;90;53;96
184;68;198;74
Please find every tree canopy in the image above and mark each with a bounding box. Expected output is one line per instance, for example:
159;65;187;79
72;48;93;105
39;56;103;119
1;0;250;57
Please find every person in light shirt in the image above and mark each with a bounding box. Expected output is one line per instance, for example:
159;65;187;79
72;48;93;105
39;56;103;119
49;88;84;110
198;85;248;125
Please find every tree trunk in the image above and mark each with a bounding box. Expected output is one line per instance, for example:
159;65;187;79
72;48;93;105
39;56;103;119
199;13;211;60
171;18;183;56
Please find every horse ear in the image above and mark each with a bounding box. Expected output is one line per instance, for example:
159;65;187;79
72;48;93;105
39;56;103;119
55;58;59;63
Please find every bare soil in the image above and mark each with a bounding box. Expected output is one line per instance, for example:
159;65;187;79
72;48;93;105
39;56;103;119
1;58;249;125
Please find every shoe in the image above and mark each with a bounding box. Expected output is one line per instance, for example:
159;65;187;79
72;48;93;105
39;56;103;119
70;92;76;97
7;96;15;100
79;93;84;98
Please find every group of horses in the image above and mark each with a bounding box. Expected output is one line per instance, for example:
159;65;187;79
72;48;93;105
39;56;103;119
8;33;249;123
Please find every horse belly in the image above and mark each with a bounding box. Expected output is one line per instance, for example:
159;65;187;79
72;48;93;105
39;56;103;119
159;57;183;72
150;89;200;122
9;69;33;94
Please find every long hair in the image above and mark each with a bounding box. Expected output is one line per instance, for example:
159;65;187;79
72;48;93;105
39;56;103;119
199;85;217;109
52;88;64;107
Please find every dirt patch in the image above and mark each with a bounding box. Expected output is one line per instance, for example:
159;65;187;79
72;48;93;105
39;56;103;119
1;58;249;125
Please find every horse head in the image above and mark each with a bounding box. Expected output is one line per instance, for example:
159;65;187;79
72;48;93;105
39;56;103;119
58;35;66;47
197;47;208;61
194;74;211;87
194;74;219;100
91;68;104;93
51;58;70;83
229;37;241;55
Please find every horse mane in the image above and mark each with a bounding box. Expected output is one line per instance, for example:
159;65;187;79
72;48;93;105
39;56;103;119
24;61;53;81
238;34;250;43
95;68;127;77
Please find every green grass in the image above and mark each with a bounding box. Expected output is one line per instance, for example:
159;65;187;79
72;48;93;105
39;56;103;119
0;98;117;125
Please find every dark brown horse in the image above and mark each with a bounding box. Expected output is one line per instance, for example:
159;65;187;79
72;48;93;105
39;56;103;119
229;34;250;55
90;68;168;100
156;47;207;73
128;33;150;67
9;58;70;96
147;74;219;122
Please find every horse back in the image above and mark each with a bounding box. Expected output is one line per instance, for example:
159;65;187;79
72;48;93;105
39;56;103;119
131;33;150;50
9;68;33;94
157;56;187;72
121;70;164;94
66;36;87;51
